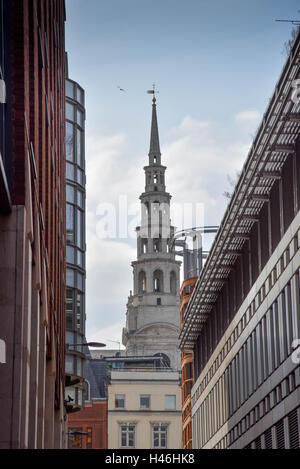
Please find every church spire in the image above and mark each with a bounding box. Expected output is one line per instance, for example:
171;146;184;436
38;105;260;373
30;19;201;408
149;98;161;161
147;85;161;165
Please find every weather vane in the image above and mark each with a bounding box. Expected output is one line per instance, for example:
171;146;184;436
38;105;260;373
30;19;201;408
147;83;159;102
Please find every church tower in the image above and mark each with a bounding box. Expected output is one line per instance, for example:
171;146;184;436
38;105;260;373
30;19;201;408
122;92;181;370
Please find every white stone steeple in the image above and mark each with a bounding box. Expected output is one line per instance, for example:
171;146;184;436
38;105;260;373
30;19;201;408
122;94;181;370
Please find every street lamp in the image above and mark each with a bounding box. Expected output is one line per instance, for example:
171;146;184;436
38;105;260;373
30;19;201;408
66;341;106;350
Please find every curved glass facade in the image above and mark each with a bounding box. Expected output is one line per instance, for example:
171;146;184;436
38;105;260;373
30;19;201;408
65;78;86;411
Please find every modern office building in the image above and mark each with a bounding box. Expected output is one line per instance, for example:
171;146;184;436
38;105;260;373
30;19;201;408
64;64;87;413
180;30;300;449
0;0;67;448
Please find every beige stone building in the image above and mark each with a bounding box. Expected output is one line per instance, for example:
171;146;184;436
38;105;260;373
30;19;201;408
108;365;182;449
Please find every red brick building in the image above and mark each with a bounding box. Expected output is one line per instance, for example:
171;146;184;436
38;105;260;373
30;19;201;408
67;354;108;449
68;399;108;449
0;0;67;448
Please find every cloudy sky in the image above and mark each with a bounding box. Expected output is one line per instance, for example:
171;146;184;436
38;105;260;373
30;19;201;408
65;0;299;348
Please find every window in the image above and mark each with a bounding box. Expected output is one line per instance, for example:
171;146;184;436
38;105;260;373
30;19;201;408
77;128;83;166
66;268;75;288
120;423;135;448
66;122;74;161
69;427;82;449
66;162;75;181
165;395;176;410
77;109;84;128
140;395;150;409
66;246;75;264
66;184;75;203
66;102;74;121
66;204;74;243
115;394;125;408
138;271;147;294
157;298;161;305
170;271;177;294
66;288;74;330
86;427;92;449
76;86;84;106
153;269;163;292
152;423;168;448
66;80;75;99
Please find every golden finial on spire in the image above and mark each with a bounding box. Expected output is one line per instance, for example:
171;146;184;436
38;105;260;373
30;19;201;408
147;83;159;103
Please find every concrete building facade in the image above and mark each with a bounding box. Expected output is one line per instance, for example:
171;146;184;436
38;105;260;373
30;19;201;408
180;30;300;449
0;0;67;448
108;366;182;449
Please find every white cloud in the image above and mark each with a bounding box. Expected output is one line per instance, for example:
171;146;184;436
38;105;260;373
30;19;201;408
234;109;261;135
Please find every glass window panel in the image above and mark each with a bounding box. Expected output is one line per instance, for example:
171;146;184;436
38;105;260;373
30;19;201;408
66;246;75;264
140;395;150;408
66;122;74;161
77;250;83;268
77;109;84;127
77;190;84;208
66;102;74;121
76;293;83;332
128;433;134;447
77;272;84;292
115;395;125;408
76;209;82;248
165;395;176;410
66;162;75;181
66;312;73;331
66;184;75;203
66;331;74;346
77;168;84;185
76;86;84;105
66;268;75;287
76;128;82;167
65;355;74;374
66;80;74;99
66;204;74;243
77;357;82;376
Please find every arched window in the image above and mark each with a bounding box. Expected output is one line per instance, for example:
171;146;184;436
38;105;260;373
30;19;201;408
153;172;158;184
170;271;177;295
153;156;157;164
153;238;161;253
138;271;147;294
154;353;171;368
142;239;148;254
153;269;164;293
